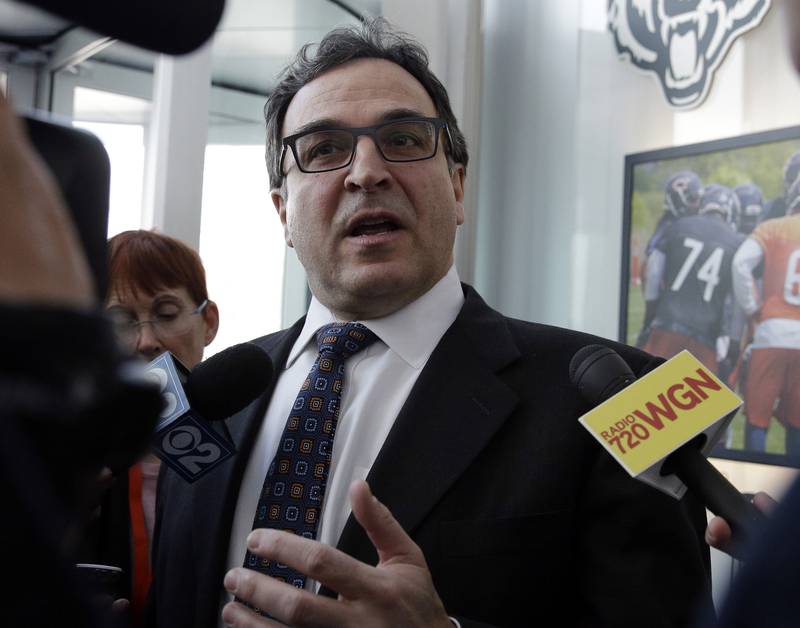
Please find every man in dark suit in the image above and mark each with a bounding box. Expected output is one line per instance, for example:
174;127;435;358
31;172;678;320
149;18;711;628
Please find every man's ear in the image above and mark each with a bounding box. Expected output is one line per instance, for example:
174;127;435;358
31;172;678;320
271;187;293;248
202;300;220;346
450;164;465;225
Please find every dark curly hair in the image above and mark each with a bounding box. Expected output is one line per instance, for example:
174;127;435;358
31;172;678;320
264;17;468;190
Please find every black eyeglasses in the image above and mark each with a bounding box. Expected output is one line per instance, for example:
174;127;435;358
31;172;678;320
279;117;452;175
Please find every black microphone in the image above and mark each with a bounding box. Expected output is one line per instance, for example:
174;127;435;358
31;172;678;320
570;344;766;548
147;343;273;482
185;342;274;421
19;0;226;55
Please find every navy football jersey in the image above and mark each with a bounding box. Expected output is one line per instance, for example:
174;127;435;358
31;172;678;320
645;212;674;257
652;214;745;345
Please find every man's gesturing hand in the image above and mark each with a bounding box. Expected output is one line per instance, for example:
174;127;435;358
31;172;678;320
221;480;453;628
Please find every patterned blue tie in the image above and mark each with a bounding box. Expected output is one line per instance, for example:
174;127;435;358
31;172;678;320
243;322;378;588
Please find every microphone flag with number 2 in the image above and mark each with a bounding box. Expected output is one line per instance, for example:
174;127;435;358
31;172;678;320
145;351;236;483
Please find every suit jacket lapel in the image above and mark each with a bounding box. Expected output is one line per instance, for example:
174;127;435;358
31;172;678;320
191;319;304;624
335;287;521;566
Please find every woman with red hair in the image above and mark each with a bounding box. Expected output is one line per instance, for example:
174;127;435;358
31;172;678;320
86;230;219;626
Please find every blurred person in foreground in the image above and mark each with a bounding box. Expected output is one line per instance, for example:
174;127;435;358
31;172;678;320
82;230;219;626
0;0;221;625
0;91;160;628
149;18;711;628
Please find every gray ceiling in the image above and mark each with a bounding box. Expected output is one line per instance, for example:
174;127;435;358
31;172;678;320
1;0;382;96
95;0;383;95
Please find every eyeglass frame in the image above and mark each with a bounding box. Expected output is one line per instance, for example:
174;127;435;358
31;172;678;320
278;116;454;176
109;298;209;345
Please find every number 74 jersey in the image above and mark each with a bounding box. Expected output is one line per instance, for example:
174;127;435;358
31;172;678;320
749;214;800;322
651;214;745;345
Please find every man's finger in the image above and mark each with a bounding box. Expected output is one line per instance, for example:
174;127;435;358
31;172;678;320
243;528;373;600
349;480;425;566
705;515;733;550
223;568;345;628
111;598;130;615
221;599;284;628
705;491;779;559
752;491;777;514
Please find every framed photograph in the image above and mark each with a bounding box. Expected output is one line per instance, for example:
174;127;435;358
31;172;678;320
620;125;800;467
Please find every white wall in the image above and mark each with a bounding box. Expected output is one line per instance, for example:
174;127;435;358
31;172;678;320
475;1;582;325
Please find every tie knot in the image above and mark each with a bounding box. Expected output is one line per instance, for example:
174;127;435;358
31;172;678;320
315;322;377;359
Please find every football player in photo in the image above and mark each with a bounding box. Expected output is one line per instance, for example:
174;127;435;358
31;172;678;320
640;184;744;374
732;178;800;455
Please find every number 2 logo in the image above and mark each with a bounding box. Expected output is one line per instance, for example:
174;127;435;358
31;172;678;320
162;425;222;475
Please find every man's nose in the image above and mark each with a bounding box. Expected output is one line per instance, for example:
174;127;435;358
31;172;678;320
344;136;392;192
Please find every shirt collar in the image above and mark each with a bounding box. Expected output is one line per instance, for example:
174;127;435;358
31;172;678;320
285;265;464;370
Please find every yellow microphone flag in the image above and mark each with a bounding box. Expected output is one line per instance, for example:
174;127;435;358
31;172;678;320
579;350;741;497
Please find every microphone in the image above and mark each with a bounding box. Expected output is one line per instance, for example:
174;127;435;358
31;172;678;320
570;345;766;547
185;342;274;422
146;343;273;482
18;0;226;55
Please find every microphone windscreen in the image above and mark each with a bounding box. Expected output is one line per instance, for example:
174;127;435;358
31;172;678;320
568;344;608;384
20;0;225;55
184;343;273;421
569;344;636;404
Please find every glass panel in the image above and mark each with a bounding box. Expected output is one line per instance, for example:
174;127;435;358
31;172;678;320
200;144;286;348
72;87;151;236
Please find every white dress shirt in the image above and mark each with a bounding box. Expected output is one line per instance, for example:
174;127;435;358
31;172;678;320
219;265;464;618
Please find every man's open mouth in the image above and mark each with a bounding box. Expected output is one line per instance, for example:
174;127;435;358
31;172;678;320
349;218;401;237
